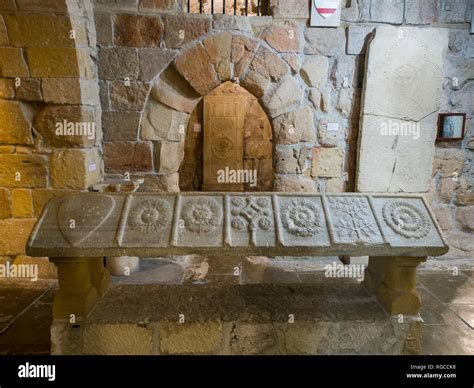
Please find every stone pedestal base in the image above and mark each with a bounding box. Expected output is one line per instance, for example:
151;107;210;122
363;256;426;315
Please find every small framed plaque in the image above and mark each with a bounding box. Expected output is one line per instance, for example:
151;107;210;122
437;113;466;141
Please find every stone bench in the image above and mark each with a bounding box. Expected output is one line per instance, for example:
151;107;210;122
26;193;448;320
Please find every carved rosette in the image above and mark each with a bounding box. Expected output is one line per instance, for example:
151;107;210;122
182;198;222;234
128;199;171;234
281;199;322;238
383;201;431;239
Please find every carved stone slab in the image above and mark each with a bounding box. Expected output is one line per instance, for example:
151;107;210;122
27;193;449;258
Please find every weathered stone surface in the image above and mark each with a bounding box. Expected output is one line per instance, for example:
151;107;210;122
357;27;448;193
242;47;289;97
347;25;374;55
457;206;474;231
156;141;185;174
309;88;321;109
269;0;310;19
139;0;176;12
332;56;357;89
160;322;222;355
95;12;113;47
11;188;33;218
275;145;311;175
51;148;102;189
326;178;345;193
263;21;300;53
42;78;99;105
230;323;276;354
312;147;344;178
152;68;201;113
0;218;36;256
34;105;97;148
404;0;438;24
174;44;221;96
99;47;139;80
0;188;11;219
109;81;148;111
370;0;404;24
0;154;47;188
114;15;163;47
304;28;345;56
15;78;42;102
15;0;76;12
317;119;344;147
139;173;180;192
104;142;153;173
433;206;454;231
32;188;74;218
164;15;211;49
203;33;232;81
83;324;153;355
0;78;14;99
282;54;301;73
213;14;251;32
300;55;328;89
264;77;304;117
433;149;465;178
141;100;188;142
102;111;140;141
0;100;34;145
0;48;29;77
4;14;85;48
231;35;258;79
138;48;176;81
438;0;469;23
0;16;8;46
27;48;92;78
273;106;316;144
274;175;316;192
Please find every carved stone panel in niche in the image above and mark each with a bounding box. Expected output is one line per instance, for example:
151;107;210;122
371;196;444;248
176;195;224;247
276;196;330;247
229;195;275;247
325;196;384;245
120;195;175;247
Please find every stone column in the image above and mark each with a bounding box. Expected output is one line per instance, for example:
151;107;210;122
50;258;98;320
88;257;110;297
363;256;426;315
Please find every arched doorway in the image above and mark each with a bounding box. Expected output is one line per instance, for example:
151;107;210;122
179;82;273;192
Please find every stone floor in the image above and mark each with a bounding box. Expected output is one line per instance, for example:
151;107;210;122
0;257;473;355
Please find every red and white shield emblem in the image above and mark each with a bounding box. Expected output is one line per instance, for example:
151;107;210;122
313;0;340;19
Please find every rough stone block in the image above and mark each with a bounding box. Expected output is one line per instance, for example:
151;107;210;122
104;141;153;173
164;15;211;49
141;100;188;142
34;105;98;148
438;0;469;23
0;154;47;188
0;48;29;77
0;78;14;99
264;77;304;117
0;99;34;145
433;206;454;231
42;78;99;105
27;48;93;78
269;0;310;19
274;174;317;192
0;16;9;45
102;111;140;141
347;25;374;55
114;14;163;47
304;28;346;56
203;33;232;81
273;106;316;144
300;55;328;89
457;206;474;231
109;81;148;111
174;44;221;96
230;323;277;355
138;48;176;81
15;0;74;12
139;0;176;12
370;0;404;24
263;21;301;53
32;188;74;218
99;47;139;80
405;0;438;24
83;324;153;355
95;12;113;47
16;78;42;102
213;14;251;32
0;218;36;256
159;322;222;355
312;147;344;178
156;141;184;174
0;188;11;219
51;148;102;189
11;188;33;218
231;35;258;79
138;173;180;192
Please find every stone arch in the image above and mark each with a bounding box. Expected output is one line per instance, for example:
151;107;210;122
140;32;309;192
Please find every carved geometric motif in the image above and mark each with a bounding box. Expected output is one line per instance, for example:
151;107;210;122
128;199;171;234
281;199;323;238
182;198;223;234
382;200;431;239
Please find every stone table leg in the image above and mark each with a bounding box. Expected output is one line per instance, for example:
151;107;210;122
363;256;426;316
50;257;98;321
89;257;110;297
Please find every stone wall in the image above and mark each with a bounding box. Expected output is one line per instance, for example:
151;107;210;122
0;0;102;273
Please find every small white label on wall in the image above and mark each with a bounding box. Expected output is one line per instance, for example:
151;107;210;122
327;123;339;132
88;164;97;172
